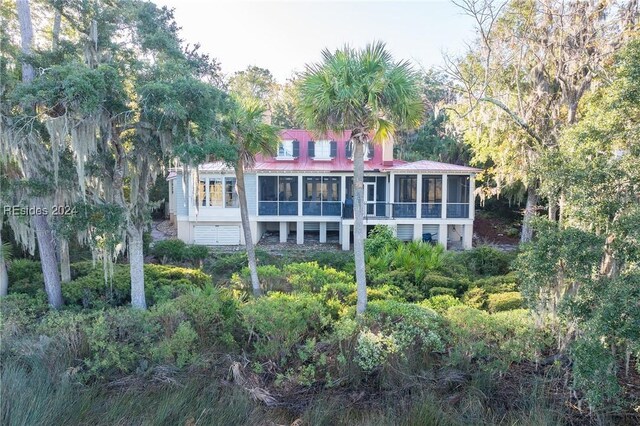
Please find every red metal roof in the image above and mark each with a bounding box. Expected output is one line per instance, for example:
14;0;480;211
191;130;481;174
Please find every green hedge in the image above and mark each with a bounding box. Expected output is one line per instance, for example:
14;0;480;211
7;259;43;296
487;292;524;313
473;272;519;293
151;239;209;265
428;287;457;297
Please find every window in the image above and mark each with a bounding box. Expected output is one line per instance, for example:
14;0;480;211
198;177;237;208
314;140;331;159
323;176;340;201
259;176;277;201
304;176;322;201
394;175;417;202
209;178;223;207
225;178;238;208
422;175;442;203
277;140;297;158
199;180;206;207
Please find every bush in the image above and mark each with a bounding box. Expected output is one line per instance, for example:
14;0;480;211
0;293;49;338
463;287;488;310
354;301;445;371
285;262;353;293
152;239;187;263
445;306;547;370
152;239;209;266
365;225;399;257
421;295;462;313
473;272;519;294
459;246;514;277
62;263;210;308
230;264;290;294
306;251;355;272
240;293;330;359
428;287;457;297
422;274;469;296
7;259;43;296
487;292;523;313
205;251;248;278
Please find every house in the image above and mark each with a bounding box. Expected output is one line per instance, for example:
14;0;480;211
167;129;481;250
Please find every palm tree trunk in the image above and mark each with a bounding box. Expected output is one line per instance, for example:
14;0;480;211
33;214;63;308
59;238;71;282
128;225;147;309
353;137;367;315
520;186;538;243
236;160;262;296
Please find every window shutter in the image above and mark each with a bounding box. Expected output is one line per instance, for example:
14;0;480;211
292;140;299;158
308;140;315;158
345;141;353;159
330;141;337;158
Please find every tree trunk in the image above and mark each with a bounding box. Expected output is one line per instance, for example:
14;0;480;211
33;214;63;309
548;197;558;221
236;160;262;296
16;0;35;83
59;238;71;282
128;226;146;309
520;186;538;243
52;10;61;50
0;236;8;297
352;136;367;315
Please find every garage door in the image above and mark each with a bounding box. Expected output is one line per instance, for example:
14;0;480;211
194;225;241;245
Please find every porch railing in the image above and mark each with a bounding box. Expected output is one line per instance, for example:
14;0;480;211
446;203;470;218
342;202;417;219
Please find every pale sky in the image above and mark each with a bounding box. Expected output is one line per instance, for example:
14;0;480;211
150;0;477;82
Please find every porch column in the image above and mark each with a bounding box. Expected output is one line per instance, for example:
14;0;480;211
296;221;304;244
340;175;346;203
438;223;448;248
463;224;473;249
441;174;448;219
416;174;423;219
469;175;476;220
298;176;303;217
341;224;350;250
389;174;395;214
279;221;288;243
319;222;327;243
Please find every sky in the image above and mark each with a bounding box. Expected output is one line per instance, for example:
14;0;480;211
150;0;478;82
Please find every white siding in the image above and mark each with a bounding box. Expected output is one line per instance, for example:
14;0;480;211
245;174;257;216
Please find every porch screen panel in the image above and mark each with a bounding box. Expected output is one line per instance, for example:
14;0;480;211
199;180;206;207
278;176;298;215
258;176;277;215
447;175;470;218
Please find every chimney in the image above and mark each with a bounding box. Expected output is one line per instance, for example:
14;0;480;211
382;136;394;165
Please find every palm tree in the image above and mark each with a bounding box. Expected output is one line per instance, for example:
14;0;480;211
298;42;423;314
221;96;280;296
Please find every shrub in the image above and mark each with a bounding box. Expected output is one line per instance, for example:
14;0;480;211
7;259;43;296
306;251;355;272
152;239;187;263
365;225;399;257
473;272;519;293
62;264;210;308
353;301;445;371
152;321;199;367
230;264;290;295
205;251;248;278
152;239;209;266
487;292;523;313
463;287;488;310
421;295;462;313
240;292;330;359
459;246;514;277
428;287;456;297
0;293;49;339
422;274;470;295
445;306;547;370
285;262;353;293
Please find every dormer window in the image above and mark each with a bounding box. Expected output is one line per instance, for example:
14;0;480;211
309;140;337;160
276;139;299;160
